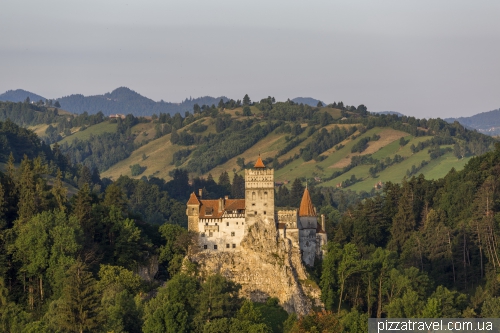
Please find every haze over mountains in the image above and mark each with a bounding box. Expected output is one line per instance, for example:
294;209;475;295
0;87;230;117
0;89;46;104
445;108;500;136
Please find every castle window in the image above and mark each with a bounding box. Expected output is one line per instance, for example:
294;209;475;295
232;244;236;248
264;211;266;215
204;245;207;249
252;203;255;206
242;222;244;225
252;192;256;200
264;192;268;200
236;222;238;225
231;232;235;236
214;245;217;250
201;233;205;237
209;232;213;237
215;223;217;226
205;207;213;215
226;244;230;248
254;211;257;215
226;222;229;226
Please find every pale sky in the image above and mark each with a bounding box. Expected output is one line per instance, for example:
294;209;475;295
1;0;499;118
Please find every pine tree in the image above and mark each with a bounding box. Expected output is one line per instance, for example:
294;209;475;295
389;181;416;252
56;261;101;333
103;183;127;213
218;99;225;109
73;183;93;236
77;166;92;188
231;174;245;199
51;169;67;212
290;178;304;208
243;94;251;106
17;156;36;222
218;171;231;195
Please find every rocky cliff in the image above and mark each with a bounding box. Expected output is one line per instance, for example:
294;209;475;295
189;216;323;315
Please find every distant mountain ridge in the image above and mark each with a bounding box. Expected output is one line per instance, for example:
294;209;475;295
371;111;405;117
445;108;500;136
58;87;229;116
0;89;46;103
0;87;229;117
1;87;335;116
291;97;325;106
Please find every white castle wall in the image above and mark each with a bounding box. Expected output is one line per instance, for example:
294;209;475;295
198;215;246;251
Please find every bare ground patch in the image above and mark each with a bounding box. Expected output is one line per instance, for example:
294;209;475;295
329;129;407;168
330;155;353;168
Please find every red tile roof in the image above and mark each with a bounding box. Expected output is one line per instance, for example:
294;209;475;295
187;192;200;205
199;200;223;218
224;199;245;211
198;198;246;218
298;188;316;217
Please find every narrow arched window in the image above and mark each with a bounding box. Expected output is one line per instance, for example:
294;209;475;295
264;192;268;200
252;192;256;200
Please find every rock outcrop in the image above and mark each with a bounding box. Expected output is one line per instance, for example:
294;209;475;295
189;216;323;315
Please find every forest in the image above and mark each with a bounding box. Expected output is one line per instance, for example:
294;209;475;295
1;100;500;332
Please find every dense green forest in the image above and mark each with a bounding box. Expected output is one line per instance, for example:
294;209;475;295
2;97;500;332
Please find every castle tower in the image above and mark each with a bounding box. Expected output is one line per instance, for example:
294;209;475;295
245;155;274;224
298;186;319;266
187;192;200;232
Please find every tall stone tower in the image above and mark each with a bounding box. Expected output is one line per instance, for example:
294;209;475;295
186;191;200;232
245;156;274;225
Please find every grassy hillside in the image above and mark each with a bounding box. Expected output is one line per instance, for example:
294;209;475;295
101;132;185;181
102;128;481;194
58;121;118;145
60;101;495;193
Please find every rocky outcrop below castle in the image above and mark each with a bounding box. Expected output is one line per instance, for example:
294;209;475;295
189;216;323;315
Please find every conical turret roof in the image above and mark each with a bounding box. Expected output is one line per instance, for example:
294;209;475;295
187;192;200;205
298;187;316;217
254;155;265;168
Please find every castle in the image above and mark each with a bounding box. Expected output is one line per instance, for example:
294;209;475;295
186;156;327;266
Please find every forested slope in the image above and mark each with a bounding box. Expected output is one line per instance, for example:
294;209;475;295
1;118;500;331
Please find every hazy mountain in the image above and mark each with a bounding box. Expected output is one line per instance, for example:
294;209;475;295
445;108;500;136
291;97;325;106
371;111;405;117
58;87;228;116
0;89;46;103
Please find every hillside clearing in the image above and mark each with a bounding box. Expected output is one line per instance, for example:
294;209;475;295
58;121;117;145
